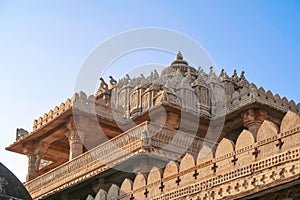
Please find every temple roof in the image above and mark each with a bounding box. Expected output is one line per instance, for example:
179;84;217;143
0;163;32;200
6;52;300;155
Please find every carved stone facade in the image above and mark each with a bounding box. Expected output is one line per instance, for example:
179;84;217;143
86;111;300;200
5;52;300;200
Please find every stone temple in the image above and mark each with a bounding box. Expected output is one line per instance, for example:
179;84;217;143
6;52;300;199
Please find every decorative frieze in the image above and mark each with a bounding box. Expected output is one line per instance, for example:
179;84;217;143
85;111;300;200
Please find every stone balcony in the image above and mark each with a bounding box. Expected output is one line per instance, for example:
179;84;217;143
24;121;215;200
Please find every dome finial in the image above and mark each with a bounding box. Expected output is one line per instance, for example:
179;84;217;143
176;51;183;60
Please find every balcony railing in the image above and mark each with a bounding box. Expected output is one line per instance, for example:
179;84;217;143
25;121;212;200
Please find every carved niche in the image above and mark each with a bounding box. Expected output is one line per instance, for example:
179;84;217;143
153;87;179;106
193;83;210;115
117;85;132;118
141;86;159;112
130;85;145;115
141;90;151;111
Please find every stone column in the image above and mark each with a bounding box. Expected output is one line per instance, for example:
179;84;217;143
23;142;37;181
65;120;82;160
22;141;49;181
241;108;267;136
65;116;89;160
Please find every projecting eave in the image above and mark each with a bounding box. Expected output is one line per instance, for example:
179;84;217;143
5;107;73;155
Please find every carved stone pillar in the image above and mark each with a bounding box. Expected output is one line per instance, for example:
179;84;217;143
36;142;50;171
65;121;82;160
241;108;267;136
65;116;89;160
22;141;50;181
23;142;37;181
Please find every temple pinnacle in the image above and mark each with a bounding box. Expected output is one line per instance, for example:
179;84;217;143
176;51;183;60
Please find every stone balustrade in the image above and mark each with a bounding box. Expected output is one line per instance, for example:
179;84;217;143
25;121;210;200
86;111;300;200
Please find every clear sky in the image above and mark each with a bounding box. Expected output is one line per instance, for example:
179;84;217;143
0;1;299;182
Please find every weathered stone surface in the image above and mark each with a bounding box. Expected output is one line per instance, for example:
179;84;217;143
163;161;179;191
236;130;255;165
236;130;255;150
119;178;132;200
215;138;235;173
281;111;300;150
107;184;119;200
179;153;195;185
132;173;146;200
86;194;94;200
147;167;161;198
280;111;300;133
94;189;107;200
256;120;279;158
197;145;214;178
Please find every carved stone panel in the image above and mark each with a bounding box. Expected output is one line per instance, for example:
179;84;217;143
130;88;140;115
118;86;132;118
195;86;210;114
179;89;197;111
141;91;151;111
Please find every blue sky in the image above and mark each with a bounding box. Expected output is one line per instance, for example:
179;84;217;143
0;1;299;181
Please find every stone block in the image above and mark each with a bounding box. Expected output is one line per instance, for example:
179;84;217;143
215;138;235;173
257;120;279;159
147;167;162;198
94;189;107;200
107;184;119;200
235;130;255;166
163;161;179;191
179;153;195;185
120;178;132;200
133;173;146;200
197;145;214;178
281;111;300;150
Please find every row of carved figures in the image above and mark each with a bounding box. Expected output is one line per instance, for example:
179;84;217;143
97;67;247;96
95;68;248;114
30;80;300;133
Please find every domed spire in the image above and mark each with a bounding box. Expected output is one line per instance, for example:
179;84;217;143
160;51;197;77
170;51;188;66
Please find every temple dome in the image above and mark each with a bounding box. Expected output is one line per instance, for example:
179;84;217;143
161;51;197;77
0;162;32;200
